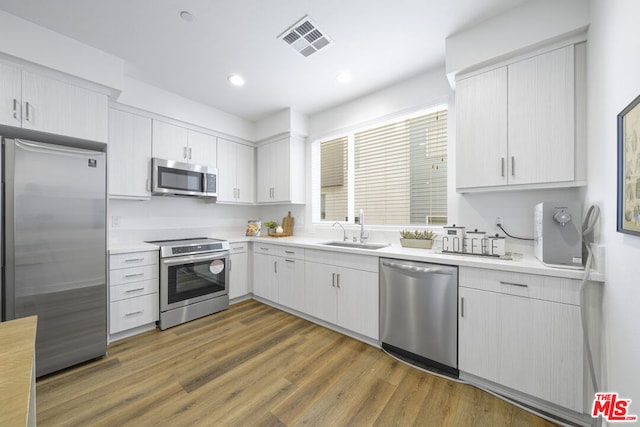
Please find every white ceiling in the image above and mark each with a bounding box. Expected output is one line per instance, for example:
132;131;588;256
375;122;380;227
0;0;529;122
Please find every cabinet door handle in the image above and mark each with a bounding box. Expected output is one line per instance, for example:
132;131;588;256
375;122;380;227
188;147;192;160
12;99;19;120
336;273;340;288
501;157;505;177
259;247;269;251
461;297;465;318
125;287;145;293
124;258;145;263
331;273;336;287
274;261;277;274
125;310;144;317
284;250;295;254
499;280;528;288
24;101;31;122
183;146;188;159
511;156;515;177
124;272;145;278
237;188;240;200
285;259;295;263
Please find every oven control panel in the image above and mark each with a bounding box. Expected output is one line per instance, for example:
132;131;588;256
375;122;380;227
171;243;225;255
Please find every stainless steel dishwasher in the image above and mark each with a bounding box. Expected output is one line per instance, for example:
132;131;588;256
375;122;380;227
380;258;459;377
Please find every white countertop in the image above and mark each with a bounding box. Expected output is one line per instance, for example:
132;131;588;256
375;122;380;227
109;241;160;254
109;235;604;282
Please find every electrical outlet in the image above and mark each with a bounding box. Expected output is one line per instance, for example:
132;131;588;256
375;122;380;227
495;216;503;226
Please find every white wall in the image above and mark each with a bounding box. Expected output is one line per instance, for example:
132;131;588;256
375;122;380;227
109;198;260;243
445;0;589;85
117;76;255;142
308;67;451;140
586;0;640;407
0;10;124;93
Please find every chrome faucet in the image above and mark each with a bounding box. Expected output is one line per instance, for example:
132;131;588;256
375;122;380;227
359;209;368;243
333;222;347;242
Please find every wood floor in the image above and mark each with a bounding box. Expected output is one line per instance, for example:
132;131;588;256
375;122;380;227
36;300;556;426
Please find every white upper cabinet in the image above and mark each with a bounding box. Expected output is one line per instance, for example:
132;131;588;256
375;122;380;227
1;63;108;142
187;129;217;166
152;120;217;166
152;120;188;161
507;46;574;185
256;134;305;204
108;108;152;199
456;44;584;192
217;137;255;204
0;62;22;127
456;67;508;188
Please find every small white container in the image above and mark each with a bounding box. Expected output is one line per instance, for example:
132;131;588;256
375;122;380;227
466;229;486;255
487;234;506;256
443;225;465;252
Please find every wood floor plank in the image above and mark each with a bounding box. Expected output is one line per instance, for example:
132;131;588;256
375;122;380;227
36;300;558;427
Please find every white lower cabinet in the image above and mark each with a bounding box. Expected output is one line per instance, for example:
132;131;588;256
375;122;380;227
252;244;305;312
229;242;249;300
304;250;379;340
458;267;583;413
109;250;159;337
253;249;278;302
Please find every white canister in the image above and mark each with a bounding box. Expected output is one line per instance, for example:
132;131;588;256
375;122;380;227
443;225;465;252
466;229;486;255
487;234;506;256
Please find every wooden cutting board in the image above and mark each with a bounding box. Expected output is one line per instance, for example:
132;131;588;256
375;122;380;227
282;211;294;236
269;211;294;237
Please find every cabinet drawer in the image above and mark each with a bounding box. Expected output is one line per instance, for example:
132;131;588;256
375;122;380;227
110;293;158;334
459;266;580;305
305;249;378;273
252;243;304;260
253;243;278;254
110;251;158;269
110;265;158;286
110;279;158;302
278;246;305;260
230;242;248;254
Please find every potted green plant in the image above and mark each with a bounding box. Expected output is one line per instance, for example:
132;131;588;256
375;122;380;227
263;221;279;234
399;229;435;249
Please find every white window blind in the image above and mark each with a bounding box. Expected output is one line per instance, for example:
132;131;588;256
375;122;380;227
317;107;448;225
354;109;448;225
320;136;348;221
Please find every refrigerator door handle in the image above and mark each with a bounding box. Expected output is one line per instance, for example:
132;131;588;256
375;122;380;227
13;139;101;157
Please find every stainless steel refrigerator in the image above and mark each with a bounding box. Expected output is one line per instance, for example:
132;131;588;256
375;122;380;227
2;137;107;377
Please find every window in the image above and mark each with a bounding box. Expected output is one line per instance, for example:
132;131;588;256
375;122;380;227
314;106;448;225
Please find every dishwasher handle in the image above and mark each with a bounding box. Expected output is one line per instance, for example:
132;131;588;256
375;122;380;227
382;260;453;275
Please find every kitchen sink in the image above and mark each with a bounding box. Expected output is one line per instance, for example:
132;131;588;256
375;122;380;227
321;241;390;250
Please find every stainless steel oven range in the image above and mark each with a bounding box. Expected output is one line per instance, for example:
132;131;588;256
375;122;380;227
147;238;230;330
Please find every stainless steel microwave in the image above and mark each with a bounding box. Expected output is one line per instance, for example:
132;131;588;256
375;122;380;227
152;158;218;198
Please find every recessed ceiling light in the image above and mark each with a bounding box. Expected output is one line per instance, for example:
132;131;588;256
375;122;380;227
228;74;245;87
180;11;194;22
336;72;352;84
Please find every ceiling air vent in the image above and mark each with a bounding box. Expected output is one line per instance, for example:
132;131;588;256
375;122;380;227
278;15;333;58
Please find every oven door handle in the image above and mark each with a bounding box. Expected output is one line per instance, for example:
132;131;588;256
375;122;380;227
161;252;229;266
